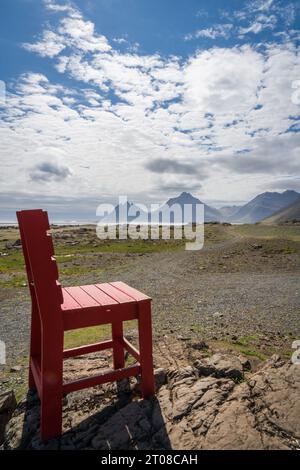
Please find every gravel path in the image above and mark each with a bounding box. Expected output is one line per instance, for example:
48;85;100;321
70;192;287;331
1;236;299;367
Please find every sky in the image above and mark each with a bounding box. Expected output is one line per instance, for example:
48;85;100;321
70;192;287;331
0;0;300;221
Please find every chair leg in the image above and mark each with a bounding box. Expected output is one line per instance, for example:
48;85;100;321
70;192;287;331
138;301;155;398
112;321;125;369
29;298;41;390
40;329;64;441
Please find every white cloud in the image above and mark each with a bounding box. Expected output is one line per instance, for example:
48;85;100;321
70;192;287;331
185;24;233;41
239;14;277;35
44;0;80;17
23;30;66;57
1;2;300;211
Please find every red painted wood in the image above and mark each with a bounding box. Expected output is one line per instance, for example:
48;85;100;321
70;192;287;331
112;321;125;369
30;356;42;396
61;289;81;310
95;283;136;304
64;286;99;308
110;281;151;302
138;301;155;398
17;209;155;441
63;340;113;359
120;337;140;362
81;284;118;306
62;305;138;330
63;365;141;394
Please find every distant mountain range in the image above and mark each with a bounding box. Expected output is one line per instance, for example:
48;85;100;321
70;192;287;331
261;197;300;224
227;190;300;224
164;192;220;223
100;190;300;225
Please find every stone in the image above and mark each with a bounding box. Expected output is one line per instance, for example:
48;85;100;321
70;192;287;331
189;340;208;351
10;366;22;372
154;368;167;388
195;353;244;380
213;312;224;318
0;390;17;444
3;354;300;450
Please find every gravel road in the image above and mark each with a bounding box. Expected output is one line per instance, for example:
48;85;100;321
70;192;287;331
1;234;299;368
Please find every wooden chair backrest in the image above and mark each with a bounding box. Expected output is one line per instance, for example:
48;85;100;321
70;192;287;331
17;210;63;318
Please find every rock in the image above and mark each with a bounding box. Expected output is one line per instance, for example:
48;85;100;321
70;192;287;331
176;335;191;341
0;390;17;444
251;244;263;250
6;239;22;250
212;312;224;318
238;355;252;371
3;355;300;450
195;353;244;380
154;368;167;388
189;340;209;351
10;366;22;372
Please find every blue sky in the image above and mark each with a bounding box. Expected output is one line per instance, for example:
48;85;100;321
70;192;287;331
0;0;300;220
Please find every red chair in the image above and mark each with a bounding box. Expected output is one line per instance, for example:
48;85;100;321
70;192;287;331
17;209;155;441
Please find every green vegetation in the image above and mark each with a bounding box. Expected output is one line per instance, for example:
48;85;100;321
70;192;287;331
64;324;112;349
64;321;136;349
1;223;299;288
232;224;300;241
211;338;267;361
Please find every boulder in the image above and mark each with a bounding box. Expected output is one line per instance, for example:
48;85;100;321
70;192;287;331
0;390;17;444
194;353;244;380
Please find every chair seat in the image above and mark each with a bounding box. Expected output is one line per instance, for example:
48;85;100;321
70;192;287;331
61;281;151;330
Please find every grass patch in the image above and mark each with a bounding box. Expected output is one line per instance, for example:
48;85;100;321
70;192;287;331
0;252;24;272
64;321;136;349
234;334;259;347
211;339;266;361
64;325;112;349
232;224;300;242
59;265;103;278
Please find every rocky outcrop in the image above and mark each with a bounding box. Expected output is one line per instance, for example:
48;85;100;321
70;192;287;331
2;355;300;450
0;391;16;445
194;353;249;380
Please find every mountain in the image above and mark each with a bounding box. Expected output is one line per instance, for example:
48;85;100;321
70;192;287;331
261;196;300;224
219;205;241;220
101;192;221;225
163;192;221;223
99;201;148;223
230;190;300;224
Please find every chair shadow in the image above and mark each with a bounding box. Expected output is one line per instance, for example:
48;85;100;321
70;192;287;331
12;379;172;450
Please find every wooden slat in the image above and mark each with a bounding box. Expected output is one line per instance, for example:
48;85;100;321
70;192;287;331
63;364;141;394
81;284;118;306
63;306;138;330
30;356;42;397
63;340;113;359
120;337;140;362
96;283;136;304
110;281;151;302
45;234;55;257
61;288;82;310
64;286;100;308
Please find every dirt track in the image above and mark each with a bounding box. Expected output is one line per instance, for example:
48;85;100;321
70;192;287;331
1;225;299;376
